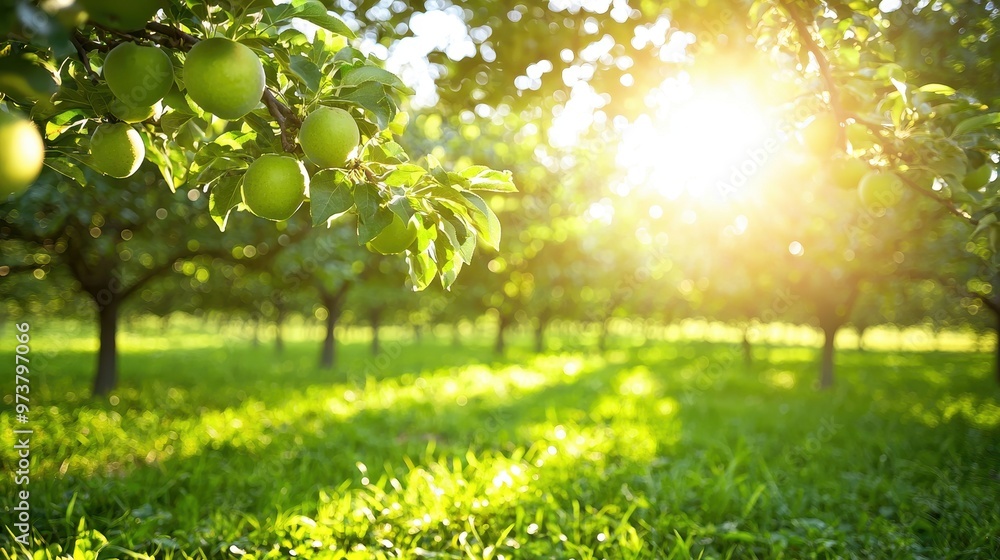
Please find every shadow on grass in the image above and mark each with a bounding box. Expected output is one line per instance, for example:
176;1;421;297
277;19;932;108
6;337;1000;557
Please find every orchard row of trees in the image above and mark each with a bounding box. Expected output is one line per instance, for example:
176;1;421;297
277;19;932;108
4;0;1000;394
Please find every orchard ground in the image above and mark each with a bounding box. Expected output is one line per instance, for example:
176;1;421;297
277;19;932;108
2;319;999;559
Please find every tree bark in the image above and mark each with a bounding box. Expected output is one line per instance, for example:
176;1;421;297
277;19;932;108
319;311;339;369
92;301;120;396
598;317;611;352
494;315;509;356
319;283;351;369
274;313;285;354
370;309;382;356
820;324;837;389
534;314;548;354
742;325;752;366
320;308;338;369
994;314;1000;385
855;326;867;351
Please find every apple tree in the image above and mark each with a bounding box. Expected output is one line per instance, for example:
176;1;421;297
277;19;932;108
0;0;514;294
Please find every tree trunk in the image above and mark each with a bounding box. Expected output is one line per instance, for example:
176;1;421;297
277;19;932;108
92;301;120;396
274;308;286;354
370;310;381;356
742;325;752;366
320;308;338;369
319;284;351;369
412;323;423;345
451;322;462;347
856;326;867;351
251;317;260;348
598;317;611;352
534;315;548;354
494;315;508;356
820;324;837;389
995;316;1000;385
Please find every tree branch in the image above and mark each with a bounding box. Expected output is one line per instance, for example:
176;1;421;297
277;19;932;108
70;33;101;84
76;21;302;153
784;4;848;148
145;22;198;49
263;90;300;153
897;173;979;225
118;247;230;301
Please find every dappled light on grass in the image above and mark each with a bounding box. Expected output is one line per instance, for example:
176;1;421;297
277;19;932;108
2;326;999;557
765;370;797;390
905;394;1000;428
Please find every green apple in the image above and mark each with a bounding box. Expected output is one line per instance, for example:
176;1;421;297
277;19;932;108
110;100;161;123
963;162;994;190
241;155;307;221
831;157;869;190
80;0;163;31
845;122;876;151
90;123;145;178
103;42;174;108
183;38;265;120
858;170;904;212
366;213;418;254
298;107;361;169
801;113;840;155
0;112;44;197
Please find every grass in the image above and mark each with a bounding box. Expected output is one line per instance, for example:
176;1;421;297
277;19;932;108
2;320;1000;559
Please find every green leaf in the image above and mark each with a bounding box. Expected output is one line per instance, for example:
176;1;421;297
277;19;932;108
384;163;426;187
340;81;395;129
435;239;462;290
459;166;517;192
341;65;413;94
334;46;365;64
209;175;242;231
358;206;393;244
917;83;956;96
406;249;437;290
288;54;322;93
972;212;998;238
43;158;86;187
461;192;501;250
440;216;474;264
0;55;59;103
264;0;355;38
353;181;381;221
310;169;355;226
953;113;1000;137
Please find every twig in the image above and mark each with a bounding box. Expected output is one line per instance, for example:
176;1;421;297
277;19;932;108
897;172;979;224
145;21;198;49
69;32;100;83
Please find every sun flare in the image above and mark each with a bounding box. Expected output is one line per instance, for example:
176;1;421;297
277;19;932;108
617;82;775;203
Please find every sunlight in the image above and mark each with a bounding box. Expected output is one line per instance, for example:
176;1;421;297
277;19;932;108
617;81;775;203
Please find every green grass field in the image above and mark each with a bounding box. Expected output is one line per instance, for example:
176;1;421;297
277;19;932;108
2;322;1000;559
